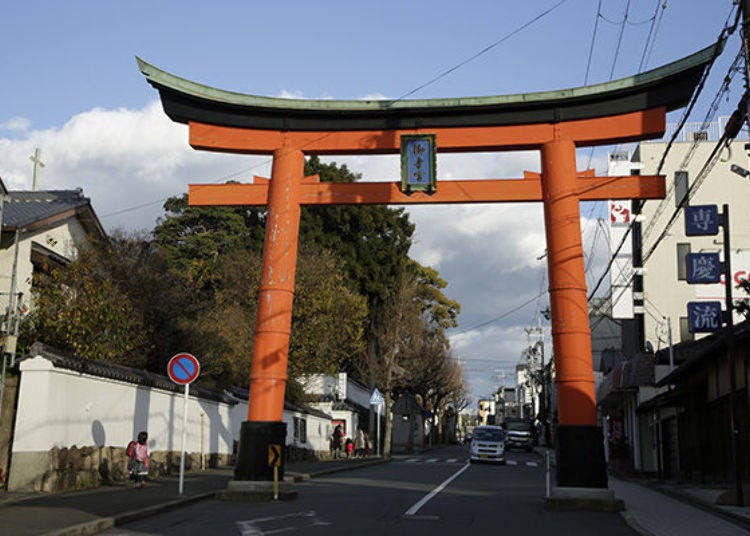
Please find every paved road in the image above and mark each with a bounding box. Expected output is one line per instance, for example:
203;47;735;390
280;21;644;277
104;445;636;536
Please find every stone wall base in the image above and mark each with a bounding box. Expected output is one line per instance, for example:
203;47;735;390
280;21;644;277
8;446;232;493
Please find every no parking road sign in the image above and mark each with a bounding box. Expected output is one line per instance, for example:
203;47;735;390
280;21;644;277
167;353;200;385
167;352;200;496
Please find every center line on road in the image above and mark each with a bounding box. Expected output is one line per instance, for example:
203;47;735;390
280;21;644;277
506;460;517;465
425;458;438;463
403;462;470;516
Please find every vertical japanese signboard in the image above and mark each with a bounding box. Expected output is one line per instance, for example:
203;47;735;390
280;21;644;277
400;134;436;194
685;205;719;236
684;203;723;333
685;252;721;284
687;301;723;333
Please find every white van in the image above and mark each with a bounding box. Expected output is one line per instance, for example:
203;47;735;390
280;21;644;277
469;425;506;464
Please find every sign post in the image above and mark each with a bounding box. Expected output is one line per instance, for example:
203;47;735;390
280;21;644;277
268;444;281;500
167;353;200;495
369;389;385;457
683;203;743;506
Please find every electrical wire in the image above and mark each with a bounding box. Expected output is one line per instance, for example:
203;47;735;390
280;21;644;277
101;1;570;222
592;104;745;327
642;1;667;70
586;12;736;302
609;0;631;80
642;48;744;242
449;291;545;337
638;1;663;72
584;0;603;85
393;0;569;102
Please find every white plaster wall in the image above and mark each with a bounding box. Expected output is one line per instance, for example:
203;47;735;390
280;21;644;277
0;217;87;316
14;355;334;459
13;356;235;456
284;411;330;452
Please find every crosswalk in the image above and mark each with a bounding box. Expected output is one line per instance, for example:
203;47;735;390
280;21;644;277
397;457;538;467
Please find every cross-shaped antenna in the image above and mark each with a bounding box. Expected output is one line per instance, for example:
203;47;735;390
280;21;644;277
30;148;45;191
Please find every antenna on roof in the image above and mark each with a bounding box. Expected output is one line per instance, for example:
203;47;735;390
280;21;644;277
29;148;45;191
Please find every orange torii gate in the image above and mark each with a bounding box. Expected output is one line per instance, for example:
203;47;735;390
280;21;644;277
138;42;715;491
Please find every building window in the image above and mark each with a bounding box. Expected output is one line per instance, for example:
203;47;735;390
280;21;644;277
679;316;695;343
674;171;689;207
293;417;307;444
677;243;691;280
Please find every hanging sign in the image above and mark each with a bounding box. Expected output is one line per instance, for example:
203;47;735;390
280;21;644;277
685;205;719;236
400;134;436;194
687;301;723;333
686;252;721;284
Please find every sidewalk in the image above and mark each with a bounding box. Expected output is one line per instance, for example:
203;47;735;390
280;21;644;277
0;456;389;536
535;446;750;535
611;477;750;536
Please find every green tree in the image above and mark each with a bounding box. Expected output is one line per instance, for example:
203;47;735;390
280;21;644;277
301;156;415;309
193;245;368;388
20;241;150;366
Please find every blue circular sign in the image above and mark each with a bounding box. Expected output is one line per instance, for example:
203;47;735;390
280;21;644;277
167;353;200;385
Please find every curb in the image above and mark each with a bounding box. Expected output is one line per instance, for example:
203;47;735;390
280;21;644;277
620;510;656;536
43;490;216;536
287;456;392;480
43;458;391;535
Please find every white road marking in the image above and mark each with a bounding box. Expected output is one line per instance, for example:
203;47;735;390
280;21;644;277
506;460;518;466
526;461;538;467
405;458;419;463
403;462;470;516
446;458;458;463
425;458;438;463
236;511;329;536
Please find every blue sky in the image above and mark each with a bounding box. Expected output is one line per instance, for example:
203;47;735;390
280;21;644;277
0;1;744;401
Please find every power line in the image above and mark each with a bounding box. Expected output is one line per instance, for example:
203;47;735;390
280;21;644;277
102;2;571;222
584;0;603;85
642;47;744;242
593;103;746;325
642;1;667;70
638;1;664;72
393;0;569;102
609;0;631;80
586;14;736;302
449;291;544;337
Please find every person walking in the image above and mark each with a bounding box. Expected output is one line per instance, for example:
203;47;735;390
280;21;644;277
332;424;343;459
132;431;149;488
354;428;366;458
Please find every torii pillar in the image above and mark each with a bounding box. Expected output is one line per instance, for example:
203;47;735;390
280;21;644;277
138;42;715;491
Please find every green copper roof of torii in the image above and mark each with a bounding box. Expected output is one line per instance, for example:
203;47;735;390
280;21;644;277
137;41;721;131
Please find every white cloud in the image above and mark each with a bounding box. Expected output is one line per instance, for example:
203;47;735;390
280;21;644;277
359;93;389;101
277;90;305;99
0;117;31;131
0;102;611;400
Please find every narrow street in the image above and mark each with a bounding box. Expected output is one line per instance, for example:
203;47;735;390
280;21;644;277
104;446;636;536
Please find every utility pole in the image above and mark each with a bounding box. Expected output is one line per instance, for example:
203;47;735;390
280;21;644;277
0;178;8;410
29;148;44;192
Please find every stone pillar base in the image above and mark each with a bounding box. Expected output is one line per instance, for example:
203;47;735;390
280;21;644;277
556;425;607;488
234;421;287;481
